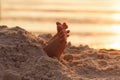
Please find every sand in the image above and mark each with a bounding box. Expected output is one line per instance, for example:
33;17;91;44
0;25;120;80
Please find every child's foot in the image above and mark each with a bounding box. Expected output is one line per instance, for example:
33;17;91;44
56;22;70;60
43;22;70;60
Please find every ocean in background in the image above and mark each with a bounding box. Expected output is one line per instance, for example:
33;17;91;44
1;0;120;49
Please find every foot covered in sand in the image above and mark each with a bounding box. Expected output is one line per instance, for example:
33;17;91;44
43;22;70;60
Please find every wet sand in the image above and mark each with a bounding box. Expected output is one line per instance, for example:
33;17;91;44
0;26;120;80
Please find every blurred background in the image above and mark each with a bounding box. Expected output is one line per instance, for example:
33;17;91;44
1;0;120;49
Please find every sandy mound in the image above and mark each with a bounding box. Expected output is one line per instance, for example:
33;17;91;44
0;25;120;80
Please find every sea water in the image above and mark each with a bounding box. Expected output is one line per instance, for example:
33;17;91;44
1;0;120;49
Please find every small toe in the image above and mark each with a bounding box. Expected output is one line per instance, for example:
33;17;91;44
66;30;70;33
63;22;68;29
57;24;63;33
56;22;61;25
67;35;69;37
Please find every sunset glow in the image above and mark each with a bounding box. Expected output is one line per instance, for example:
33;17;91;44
113;4;120;11
1;0;120;49
111;3;120;21
109;42;120;49
112;25;120;34
103;34;120;49
112;14;120;21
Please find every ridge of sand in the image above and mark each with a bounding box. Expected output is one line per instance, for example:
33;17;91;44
0;26;120;80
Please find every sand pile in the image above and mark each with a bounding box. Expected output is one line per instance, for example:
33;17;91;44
0;26;120;80
63;48;120;80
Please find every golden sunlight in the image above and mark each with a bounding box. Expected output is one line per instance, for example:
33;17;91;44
107;34;120;49
113;4;120;11
112;3;120;21
111;25;120;34
112;14;120;21
109;42;120;50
